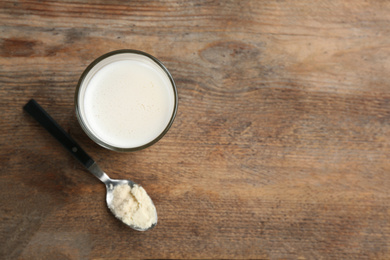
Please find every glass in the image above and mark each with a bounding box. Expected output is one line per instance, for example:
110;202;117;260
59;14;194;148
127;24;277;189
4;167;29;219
75;49;178;152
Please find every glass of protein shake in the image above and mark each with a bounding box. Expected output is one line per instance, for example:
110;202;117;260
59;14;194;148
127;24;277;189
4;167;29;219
75;50;178;152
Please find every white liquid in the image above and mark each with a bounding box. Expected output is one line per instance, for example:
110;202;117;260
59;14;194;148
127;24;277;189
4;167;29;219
82;54;175;148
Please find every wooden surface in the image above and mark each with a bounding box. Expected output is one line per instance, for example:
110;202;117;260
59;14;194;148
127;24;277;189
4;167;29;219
1;1;390;259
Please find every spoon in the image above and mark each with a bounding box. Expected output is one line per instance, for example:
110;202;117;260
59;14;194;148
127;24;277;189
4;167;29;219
23;99;157;231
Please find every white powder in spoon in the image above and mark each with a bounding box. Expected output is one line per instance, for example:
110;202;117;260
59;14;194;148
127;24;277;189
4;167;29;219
108;184;157;230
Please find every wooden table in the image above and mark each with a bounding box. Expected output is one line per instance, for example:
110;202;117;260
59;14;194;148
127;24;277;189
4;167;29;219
1;1;390;259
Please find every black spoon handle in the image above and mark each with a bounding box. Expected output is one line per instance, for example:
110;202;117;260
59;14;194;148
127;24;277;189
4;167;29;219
23;99;94;169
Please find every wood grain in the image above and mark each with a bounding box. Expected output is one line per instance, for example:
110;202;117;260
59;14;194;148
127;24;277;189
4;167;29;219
1;0;390;259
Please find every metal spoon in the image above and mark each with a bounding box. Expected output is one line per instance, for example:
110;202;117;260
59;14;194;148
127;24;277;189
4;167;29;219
23;99;157;231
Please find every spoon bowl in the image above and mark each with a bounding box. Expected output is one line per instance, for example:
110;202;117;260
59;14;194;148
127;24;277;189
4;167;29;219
106;180;157;231
88;162;158;231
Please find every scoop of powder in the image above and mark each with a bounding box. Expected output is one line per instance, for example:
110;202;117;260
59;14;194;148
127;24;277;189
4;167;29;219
108;184;157;230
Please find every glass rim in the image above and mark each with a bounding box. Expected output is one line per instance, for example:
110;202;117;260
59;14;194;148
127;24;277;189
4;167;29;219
74;49;178;152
